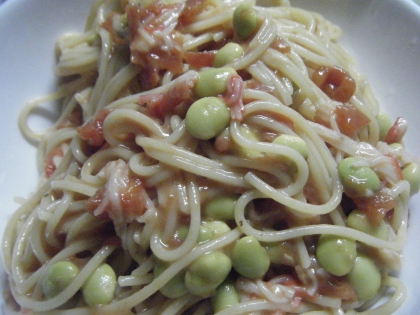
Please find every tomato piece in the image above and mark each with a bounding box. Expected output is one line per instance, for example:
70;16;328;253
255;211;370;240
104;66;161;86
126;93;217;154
335;104;370;137
384;117;408;144
312;66;356;103
44;145;64;178
354;191;395;225
184;51;216;69
78;109;113;147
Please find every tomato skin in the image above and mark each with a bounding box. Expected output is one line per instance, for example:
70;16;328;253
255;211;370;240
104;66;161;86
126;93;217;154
44;146;64;178
384;117;408;144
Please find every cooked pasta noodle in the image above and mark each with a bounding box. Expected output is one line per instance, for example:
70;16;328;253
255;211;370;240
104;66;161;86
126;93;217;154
3;0;420;314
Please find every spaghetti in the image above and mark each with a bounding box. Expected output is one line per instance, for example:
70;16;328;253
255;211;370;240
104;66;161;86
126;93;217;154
3;0;420;314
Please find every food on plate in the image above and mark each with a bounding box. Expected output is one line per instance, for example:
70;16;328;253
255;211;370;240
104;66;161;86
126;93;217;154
3;0;420;314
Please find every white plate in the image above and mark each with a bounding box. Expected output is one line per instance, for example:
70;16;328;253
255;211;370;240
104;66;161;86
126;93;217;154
1;0;420;314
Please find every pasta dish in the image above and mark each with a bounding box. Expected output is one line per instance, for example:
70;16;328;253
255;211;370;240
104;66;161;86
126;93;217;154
3;0;420;314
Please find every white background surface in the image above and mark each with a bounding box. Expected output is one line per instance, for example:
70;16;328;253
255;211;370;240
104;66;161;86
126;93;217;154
1;0;420;314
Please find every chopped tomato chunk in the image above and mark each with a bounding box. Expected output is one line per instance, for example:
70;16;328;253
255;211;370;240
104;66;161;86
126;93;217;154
126;3;184;80
78;109;113;147
184;51;216;69
384;117;408;144
354;191;395;225
312;66;356;103
335;103;370;137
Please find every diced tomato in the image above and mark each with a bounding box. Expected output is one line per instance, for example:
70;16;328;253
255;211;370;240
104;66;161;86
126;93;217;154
139;76;196;119
223;74;244;121
384;117;408;144
77;109;114;147
335;103;370;137
120;178;147;217
178;0;208;26
184;51;216;69
126;4;184;75
354;191;395;225
312;66;356;103
317;275;357;302
44;145;64;178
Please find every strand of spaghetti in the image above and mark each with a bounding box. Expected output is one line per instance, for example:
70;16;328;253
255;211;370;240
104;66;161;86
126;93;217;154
96;63;140;110
150;176;201;261
80;146;134;185
230;121;309;196
136;137;248;188
245;171;341;215
214;298;316;315
14;243;117;312
234;190;406;251
103;108;167;147
229;12;277;71
99;228;242;314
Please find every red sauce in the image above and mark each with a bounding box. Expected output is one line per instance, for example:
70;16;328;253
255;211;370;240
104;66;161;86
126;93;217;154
184;51;216;68
354;191;395;225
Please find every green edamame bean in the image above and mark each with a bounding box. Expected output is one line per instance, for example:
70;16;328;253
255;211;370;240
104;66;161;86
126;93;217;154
263;241;296;265
232;235;270;279
214;43;244;67
203;220;231;239
347;254;381;300
185;251;232;297
185;97;230;140
347;209;387;240
154;260;188;299
316;234;357;276
233;125;262;158
204;194;239;221
82;263;117;306
402;162;420;196
233;4;259;40
194;67;237;98
376;112;392;141
272;134;308;159
212;274;239;313
42;261;80;299
177;225;213;244
338;157;381;197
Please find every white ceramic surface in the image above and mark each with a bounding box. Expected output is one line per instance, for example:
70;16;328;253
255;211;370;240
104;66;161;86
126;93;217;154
0;0;420;314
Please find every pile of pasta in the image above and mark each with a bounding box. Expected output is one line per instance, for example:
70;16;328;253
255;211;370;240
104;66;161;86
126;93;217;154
3;0;420;314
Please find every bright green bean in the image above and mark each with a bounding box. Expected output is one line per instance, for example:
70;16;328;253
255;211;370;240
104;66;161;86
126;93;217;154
154;260;188;299
177;225;213;244
185;97;230;140
194;67;237;98
233;4;259;40
232;235;270;279
212;274;240;313
316;234;357;276
402;162;420;196
347;254;381;300
272;134;308;159
185;251;232;297
204;194;239;221
42;261;80;299
82;263;117;306
338;157;381;197
203;220;231;239
347;209;387;240
214;42;244;67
